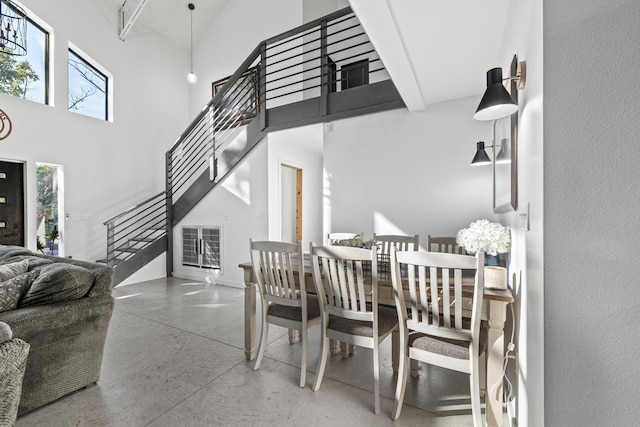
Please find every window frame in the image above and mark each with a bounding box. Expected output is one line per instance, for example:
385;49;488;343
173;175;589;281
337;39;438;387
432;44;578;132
67;43;112;122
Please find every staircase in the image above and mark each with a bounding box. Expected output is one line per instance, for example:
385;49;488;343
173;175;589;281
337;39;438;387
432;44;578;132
102;7;405;285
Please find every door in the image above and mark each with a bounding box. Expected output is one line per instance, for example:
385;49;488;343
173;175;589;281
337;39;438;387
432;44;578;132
280;164;302;243
0;161;25;246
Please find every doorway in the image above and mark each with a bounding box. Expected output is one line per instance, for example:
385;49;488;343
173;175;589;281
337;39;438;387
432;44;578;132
280;164;302;243
0;160;25;246
36;163;64;256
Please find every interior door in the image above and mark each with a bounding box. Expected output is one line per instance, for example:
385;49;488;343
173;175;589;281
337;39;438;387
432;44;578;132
280;164;302;243
0;161;25;246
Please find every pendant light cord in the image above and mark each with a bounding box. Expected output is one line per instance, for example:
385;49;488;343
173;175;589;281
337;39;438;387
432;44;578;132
189;3;194;73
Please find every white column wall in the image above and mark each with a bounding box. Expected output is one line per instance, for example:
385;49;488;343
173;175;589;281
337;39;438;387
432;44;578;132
544;1;640;425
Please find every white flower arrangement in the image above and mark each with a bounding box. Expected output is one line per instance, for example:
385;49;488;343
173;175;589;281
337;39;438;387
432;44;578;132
456;219;511;255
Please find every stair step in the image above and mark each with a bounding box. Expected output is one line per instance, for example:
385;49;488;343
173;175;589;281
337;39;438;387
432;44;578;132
130;237;156;243
116;246;140;254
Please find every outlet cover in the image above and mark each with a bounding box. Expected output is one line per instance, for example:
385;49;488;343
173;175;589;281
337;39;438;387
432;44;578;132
519;202;530;231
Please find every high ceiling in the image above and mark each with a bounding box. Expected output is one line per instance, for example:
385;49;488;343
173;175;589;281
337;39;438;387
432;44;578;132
100;0;510;109
350;0;511;110
100;0;231;49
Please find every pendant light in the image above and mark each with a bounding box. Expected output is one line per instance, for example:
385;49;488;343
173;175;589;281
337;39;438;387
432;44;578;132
186;3;197;84
0;0;28;56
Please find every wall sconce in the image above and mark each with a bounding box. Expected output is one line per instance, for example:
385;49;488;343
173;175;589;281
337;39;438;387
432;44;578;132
474;61;526;121
470;138;509;166
470;141;491;166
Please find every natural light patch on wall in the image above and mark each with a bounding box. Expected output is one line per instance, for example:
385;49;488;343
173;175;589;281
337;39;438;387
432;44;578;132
373;211;424;249
323;168;332;237
221;162;251;205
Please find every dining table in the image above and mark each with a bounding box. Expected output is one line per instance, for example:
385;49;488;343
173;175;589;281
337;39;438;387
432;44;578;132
238;255;513;427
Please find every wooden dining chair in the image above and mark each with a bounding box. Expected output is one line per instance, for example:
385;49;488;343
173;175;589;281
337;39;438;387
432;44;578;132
327;232;358;245
373;233;419;274
390;248;485;426
250;239;321;388
427;235;466;254
310;243;399;415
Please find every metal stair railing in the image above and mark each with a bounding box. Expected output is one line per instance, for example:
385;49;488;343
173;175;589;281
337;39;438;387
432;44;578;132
102;191;167;266
103;7;395;279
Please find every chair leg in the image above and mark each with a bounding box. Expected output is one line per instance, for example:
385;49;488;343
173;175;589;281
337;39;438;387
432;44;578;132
410;359;420;378
392;355;409;420
254;320;269;371
373;342;380;415
313;334;329;392
299;326;308;388
470;355;483;427
330;338;339;355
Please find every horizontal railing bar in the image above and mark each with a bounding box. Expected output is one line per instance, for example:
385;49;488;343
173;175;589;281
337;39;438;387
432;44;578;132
265;31;368;74
264;12;355;54
263;7;352;47
264;51;377;88
265;65;388;102
104;191;167;225
167;46;261;154
111;198;166;229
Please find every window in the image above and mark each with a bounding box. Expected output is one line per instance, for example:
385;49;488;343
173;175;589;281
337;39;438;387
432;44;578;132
0;8;49;104
36;162;64;256
68;47;109;120
341;59;369;91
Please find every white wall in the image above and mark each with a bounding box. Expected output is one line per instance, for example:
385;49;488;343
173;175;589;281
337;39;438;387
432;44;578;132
1;0;189;271
172;141;269;287
188;0;303;117
324;97;494;245
267;124;324;247
493;0;544;425
544;1;640;425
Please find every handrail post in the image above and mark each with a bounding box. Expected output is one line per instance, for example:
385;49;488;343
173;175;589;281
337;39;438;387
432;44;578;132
320;19;328;116
166;152;174;277
259;42;267;131
106;221;115;266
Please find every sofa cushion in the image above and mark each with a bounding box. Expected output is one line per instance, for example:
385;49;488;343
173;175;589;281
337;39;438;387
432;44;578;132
19;264;94;308
3;255;54;270
0;246;33;261
0;259;30;282
0;271;38;313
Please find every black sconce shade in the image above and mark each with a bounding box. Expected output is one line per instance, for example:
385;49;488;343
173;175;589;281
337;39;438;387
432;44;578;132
470;141;491;166
474;68;517;121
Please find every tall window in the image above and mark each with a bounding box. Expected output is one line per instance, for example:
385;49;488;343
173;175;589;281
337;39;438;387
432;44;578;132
0;12;49;104
36;163;64;256
68;48;108;120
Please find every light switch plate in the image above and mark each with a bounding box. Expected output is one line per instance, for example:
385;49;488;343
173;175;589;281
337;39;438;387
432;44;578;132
519;202;530;231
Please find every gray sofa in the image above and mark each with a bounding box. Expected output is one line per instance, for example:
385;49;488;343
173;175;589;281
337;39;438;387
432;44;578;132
0;322;29;426
0;245;114;415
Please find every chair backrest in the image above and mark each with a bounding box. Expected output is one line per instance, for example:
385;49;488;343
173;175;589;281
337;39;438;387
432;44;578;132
250;240;305;307
427;235;465;254
390;248;484;345
310;244;378;323
327;232;359;245
373;234;420;254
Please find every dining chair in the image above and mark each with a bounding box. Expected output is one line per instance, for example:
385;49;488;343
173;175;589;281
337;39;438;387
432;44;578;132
250;239;321;388
327;232;358;245
427;235;466;254
390;248;485;425
310;243;399;415
373;233;419;274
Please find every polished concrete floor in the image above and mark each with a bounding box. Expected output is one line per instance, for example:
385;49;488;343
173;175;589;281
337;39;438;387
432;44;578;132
16;277;485;426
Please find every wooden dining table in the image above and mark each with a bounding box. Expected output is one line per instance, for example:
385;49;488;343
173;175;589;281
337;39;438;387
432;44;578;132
238;256;513;427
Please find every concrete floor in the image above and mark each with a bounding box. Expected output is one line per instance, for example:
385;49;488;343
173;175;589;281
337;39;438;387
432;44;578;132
16;277;484;426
